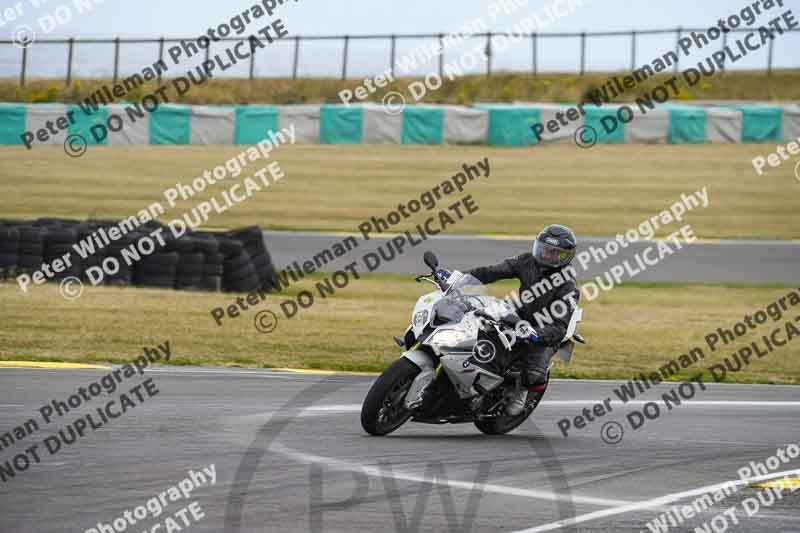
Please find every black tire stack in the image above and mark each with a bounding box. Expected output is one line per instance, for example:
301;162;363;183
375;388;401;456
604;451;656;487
77;223;107;283
227;226;280;291
0;218;279;294
134;251;179;289
105;230;137;286
191;233;223;292
219;237;260;292
17;226;45;274
0;225;20;275
173;236;205;291
41;225;82;281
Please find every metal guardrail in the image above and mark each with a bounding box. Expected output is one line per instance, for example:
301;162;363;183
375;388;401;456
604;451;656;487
1;27;797;87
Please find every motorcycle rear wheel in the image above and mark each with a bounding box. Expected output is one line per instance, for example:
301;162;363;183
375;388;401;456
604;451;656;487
361;358;419;436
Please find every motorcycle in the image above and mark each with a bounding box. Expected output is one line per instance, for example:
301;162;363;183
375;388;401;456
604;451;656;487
361;251;585;436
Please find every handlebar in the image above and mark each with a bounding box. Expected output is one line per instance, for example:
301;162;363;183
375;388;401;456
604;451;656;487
473;309;493;321
474;309;540;343
415;268;452;292
415;274;446;291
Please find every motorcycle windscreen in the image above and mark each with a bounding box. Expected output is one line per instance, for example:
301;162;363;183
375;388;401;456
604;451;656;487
432;299;466;325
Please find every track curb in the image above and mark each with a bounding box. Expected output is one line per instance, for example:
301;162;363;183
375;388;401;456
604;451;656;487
0;360;110;369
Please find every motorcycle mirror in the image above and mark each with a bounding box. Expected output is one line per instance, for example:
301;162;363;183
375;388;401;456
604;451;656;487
423;251;439;271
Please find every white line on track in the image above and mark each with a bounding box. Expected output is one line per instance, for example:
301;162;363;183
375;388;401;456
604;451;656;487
274;439;800;532
0;367;349;380
270;442;634;508
546;400;800;407
511;467;800;533
263;230;800;247
554;379;800;389
303;400;800;413
304;405;364;411
3;366;800;391
144;368;308;378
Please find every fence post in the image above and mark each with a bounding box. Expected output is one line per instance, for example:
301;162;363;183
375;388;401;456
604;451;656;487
66;38;74;85
16;29;793;87
767;35;774;76
720;31;728;75
342;35;349;80
580;32;586;75
249;44;256;80
20;45;28;87
293;36;300;79
389;34;396;77
486;32;492;76
438;33;444;79
113;37;120;83
157;37;164;83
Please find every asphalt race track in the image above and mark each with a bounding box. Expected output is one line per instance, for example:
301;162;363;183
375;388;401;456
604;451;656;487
263;231;800;284
2;367;799;533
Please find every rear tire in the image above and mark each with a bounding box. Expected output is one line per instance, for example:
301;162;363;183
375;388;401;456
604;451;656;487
361;358;420;436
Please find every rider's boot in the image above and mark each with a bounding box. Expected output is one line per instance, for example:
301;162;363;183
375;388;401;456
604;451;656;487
505;386;528;416
526;365;548;386
525;346;551;386
505;346;551;415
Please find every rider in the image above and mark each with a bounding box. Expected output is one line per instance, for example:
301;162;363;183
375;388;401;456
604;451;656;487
465;224;579;416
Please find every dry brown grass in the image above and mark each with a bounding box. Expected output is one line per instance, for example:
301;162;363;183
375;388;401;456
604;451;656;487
0;144;797;239
1;276;797;384
2;71;799;105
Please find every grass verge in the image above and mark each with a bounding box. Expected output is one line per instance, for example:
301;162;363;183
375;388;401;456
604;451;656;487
3;71;800;105
1;275;798;385
1;144;798;239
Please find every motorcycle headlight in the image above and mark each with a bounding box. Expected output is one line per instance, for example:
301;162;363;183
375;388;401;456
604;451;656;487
413;310;428;328
429;329;468;347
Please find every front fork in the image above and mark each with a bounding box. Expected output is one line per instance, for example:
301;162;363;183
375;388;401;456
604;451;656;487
402;349;439;410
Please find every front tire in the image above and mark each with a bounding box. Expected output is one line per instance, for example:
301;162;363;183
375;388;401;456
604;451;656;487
361;358;420;436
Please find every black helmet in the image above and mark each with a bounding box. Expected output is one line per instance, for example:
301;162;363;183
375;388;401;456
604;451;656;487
532;224;577;269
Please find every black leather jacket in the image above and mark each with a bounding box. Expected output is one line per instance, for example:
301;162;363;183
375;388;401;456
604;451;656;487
467;253;579;347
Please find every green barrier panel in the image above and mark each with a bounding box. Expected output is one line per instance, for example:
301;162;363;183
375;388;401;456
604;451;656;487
667;106;706;144
67;105;108;145
0;104;27;145
149;105;191;145
320;105;363;144
401;106;444;145
583;106;625;144
234;106;279;145
477;105;541;146
740;105;782;143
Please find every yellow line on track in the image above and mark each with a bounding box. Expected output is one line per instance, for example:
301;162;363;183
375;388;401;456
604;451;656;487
751;477;800;490
271;367;378;376
0;361;110;369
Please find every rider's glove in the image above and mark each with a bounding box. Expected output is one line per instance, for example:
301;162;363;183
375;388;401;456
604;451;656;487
435;269;451;282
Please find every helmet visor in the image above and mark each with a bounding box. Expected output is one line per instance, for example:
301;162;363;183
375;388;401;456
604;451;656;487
533;240;575;268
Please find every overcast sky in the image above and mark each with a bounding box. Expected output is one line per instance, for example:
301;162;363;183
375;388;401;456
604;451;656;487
1;0;797;78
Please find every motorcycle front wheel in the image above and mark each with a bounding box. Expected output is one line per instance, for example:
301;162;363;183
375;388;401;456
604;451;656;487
361;358;419;436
